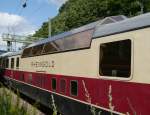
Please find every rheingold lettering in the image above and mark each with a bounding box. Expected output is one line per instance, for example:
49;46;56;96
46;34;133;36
31;61;55;68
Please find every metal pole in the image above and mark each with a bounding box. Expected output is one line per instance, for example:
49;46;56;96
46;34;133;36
140;0;144;14
138;0;144;14
49;18;51;38
7;41;11;51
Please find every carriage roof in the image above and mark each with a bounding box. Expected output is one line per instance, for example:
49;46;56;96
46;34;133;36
93;12;150;38
27;13;150;49
27;15;127;48
0;51;22;57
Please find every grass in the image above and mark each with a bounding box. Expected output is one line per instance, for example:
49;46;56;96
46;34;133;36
0;84;61;115
0;86;37;115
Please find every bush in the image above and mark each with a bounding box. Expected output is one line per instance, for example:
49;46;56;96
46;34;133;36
0;87;29;115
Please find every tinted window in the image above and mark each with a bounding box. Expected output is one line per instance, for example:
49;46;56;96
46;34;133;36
70;81;78;96
20;73;24;81
28;74;32;84
52;78;56;90
0;58;2;68
6;59;9;68
42;42;58;54
2;58;5;68
2;58;6;68
11;58;14;69
22;29;94;57
100;39;131;77
60;79;66;93
54;29;93;52
31;44;44;56
22;47;32;57
16;57;19;68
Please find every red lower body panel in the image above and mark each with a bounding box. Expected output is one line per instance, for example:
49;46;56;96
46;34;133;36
4;69;150;115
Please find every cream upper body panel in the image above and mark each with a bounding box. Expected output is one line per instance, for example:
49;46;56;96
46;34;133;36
132;28;150;84
20;27;150;84
7;55;21;71
96;27;150;84
20;47;98;78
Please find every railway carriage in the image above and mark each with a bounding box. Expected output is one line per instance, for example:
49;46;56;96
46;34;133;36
0;13;150;115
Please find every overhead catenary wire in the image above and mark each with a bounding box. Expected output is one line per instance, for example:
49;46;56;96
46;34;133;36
14;0;51;32
22;0;28;8
3;0;29;51
7;0;28;34
23;3;52;34
27;5;43;18
9;0;46;35
5;0;49;40
18;0;28;15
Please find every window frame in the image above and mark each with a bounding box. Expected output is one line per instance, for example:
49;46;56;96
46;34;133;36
51;78;57;91
41;42;58;54
28;73;33;84
60;79;67;94
16;57;19;69
99;38;133;81
20;73;24;81
11;58;14;69
31;44;44;56
70;80;78;97
22;47;33;58
21;29;94;58
2;58;6;68
6;58;9;68
0;58;2;68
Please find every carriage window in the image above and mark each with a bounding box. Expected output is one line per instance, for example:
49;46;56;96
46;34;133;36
2;58;5;68
60;79;66;93
6;59;9;68
2;58;6;68
100;39;131;77
22;47;32;57
70;80;78;96
28;73;32;84
22;29;94;58
0;58;2;68
52;78;57;90
53;29;93;52
16;57;19;68
11;58;14;69
31;44;44;56
42;42;58;54
20;73;24;81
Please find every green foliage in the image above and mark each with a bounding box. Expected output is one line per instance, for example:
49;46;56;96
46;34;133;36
0;88;28;115
33;22;49;38
33;0;150;39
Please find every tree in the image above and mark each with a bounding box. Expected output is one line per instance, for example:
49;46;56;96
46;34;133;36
32;0;150;39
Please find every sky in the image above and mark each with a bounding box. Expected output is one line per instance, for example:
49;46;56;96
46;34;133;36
0;0;68;50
